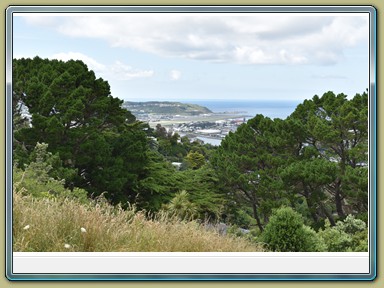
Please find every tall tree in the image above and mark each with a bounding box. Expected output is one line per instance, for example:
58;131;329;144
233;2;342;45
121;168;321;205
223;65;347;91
211;115;287;231
13;57;149;204
289;91;368;218
211;91;368;230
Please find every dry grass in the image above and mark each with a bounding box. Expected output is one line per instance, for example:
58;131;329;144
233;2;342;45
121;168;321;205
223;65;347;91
13;191;265;252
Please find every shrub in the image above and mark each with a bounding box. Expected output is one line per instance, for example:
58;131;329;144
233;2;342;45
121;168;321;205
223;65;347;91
318;220;352;252
162;190;197;220
336;214;366;234
301;225;327;252
13;142;88;202
260;206;324;252
318;215;368;252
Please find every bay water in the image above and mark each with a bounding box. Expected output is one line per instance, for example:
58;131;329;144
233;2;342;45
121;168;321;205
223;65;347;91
184;99;300;120
183;99;301;146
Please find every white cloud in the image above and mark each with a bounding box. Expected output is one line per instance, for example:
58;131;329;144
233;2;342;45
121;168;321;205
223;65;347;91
279;49;308;64
170;70;181;81
25;13;369;65
234;46;271;64
51;52;106;72
110;61;154;80
50;52;154;80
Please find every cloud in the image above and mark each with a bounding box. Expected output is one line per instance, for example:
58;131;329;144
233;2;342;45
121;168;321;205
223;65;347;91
24;13;369;65
51;52;106;72
170;70;181;81
51;52;154;80
110;61;154;80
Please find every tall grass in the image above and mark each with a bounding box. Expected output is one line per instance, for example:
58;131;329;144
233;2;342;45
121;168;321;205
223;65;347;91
13;191;265;252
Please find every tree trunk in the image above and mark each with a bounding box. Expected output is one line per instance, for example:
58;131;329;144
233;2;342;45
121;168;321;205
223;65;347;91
320;203;336;226
252;203;263;232
306;198;319;224
334;179;345;217
304;185;319;224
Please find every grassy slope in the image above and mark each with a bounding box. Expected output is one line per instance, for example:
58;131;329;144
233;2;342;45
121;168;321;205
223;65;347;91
13;192;264;252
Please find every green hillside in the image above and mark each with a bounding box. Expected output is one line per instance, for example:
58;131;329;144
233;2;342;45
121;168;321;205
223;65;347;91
123;101;213;115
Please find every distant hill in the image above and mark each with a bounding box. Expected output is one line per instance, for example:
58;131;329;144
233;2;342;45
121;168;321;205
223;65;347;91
123;101;212;116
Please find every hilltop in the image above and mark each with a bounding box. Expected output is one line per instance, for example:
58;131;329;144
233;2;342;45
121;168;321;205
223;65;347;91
123;101;212;116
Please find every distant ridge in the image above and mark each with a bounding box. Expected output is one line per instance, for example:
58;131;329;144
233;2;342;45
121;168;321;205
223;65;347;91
123;101;213;116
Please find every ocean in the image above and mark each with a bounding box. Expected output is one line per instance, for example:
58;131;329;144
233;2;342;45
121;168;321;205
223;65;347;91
182;100;301;146
183;100;301;120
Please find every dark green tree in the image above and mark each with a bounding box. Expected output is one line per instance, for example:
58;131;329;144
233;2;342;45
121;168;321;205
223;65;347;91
211;115;287;231
289;91;368;218
13;57;149;204
175;165;225;220
279;156;338;227
136;151;181;211
211;91;368;231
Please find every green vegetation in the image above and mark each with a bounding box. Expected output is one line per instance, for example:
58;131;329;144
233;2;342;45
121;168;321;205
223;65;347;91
124;101;212;115
211;91;368;232
260;207;326;252
13;191;264;252
13;142;88;203
318;215;368;252
12;56;369;252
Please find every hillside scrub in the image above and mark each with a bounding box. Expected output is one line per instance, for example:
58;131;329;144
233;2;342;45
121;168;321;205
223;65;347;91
260;206;326;252
12;57;368;252
13;191;265;252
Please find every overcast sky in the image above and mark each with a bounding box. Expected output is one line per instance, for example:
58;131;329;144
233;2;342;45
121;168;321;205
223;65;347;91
13;12;369;102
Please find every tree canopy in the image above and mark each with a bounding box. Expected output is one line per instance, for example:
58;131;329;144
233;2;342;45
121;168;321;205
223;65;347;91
12;56;368;251
211;91;368;230
13;57;148;204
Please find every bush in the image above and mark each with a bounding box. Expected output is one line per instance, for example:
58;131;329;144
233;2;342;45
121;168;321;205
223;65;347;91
318;215;368;252
13;142;88;203
162;190;197;220
336;214;366;234
301;225;327;252
260;206;324;252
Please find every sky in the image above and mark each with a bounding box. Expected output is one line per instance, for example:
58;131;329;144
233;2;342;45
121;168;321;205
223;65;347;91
12;12;370;102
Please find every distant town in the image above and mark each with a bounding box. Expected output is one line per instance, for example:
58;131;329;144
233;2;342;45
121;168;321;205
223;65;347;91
123;101;249;145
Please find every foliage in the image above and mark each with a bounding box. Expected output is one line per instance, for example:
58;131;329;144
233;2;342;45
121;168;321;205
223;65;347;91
13;57;149;204
162;190;197;220
210;115;288;231
12;57;368;252
174;166;225;220
136;151;180;211
318;215;368;252
289;91;368;219
211;91;368;234
13;190;264;252
153;124;215;164
260;207;325;252
13;142;88;202
279;157;337;226
184;151;206;170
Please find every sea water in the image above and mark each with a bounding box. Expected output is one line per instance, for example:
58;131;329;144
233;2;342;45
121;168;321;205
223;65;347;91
183;100;301;146
184;99;301;120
